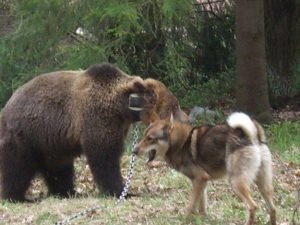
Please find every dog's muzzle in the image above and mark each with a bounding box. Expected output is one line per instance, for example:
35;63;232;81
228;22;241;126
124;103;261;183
133;146;156;163
146;149;156;163
133;145;139;155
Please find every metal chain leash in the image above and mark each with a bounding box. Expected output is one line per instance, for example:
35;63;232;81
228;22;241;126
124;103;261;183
54;124;139;225
115;149;137;206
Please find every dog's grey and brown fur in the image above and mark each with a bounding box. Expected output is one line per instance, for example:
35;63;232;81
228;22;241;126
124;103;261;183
134;112;276;225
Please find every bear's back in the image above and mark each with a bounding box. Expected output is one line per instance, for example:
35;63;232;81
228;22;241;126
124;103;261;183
2;71;80;118
0;63;139;152
0;71;83;149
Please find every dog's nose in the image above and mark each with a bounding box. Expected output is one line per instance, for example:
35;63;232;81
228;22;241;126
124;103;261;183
132;145;139;155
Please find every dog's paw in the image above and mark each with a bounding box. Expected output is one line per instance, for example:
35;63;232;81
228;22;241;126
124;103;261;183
181;206;198;215
198;210;207;216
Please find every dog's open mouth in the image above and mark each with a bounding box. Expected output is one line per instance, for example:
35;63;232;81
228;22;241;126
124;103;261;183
146;149;156;163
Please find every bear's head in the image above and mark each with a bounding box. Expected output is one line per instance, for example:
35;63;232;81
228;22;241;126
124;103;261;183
128;78;188;125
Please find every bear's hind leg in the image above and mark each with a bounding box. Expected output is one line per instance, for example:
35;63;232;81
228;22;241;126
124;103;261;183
42;163;75;198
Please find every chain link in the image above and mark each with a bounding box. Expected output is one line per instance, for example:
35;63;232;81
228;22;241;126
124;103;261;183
54;124;140;225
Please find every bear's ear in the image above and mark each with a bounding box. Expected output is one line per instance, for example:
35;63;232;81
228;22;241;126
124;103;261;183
131;80;148;93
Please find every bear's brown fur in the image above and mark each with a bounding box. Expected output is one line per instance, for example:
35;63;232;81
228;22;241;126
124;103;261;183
0;63;186;202
142;78;188;123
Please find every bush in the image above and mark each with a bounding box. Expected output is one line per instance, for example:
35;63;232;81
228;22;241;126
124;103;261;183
174;69;236;109
268;62;300;98
0;0;236;109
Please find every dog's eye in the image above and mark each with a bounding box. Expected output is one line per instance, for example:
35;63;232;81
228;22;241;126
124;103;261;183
147;136;153;141
147;136;157;142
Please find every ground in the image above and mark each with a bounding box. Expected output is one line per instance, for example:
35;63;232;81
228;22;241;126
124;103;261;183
0;110;299;225
0;151;299;225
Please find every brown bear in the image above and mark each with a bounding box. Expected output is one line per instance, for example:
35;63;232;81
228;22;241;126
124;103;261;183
0;63;187;202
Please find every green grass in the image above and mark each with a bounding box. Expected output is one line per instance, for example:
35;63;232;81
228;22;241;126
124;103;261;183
266;121;300;164
0;121;299;225
0;154;298;225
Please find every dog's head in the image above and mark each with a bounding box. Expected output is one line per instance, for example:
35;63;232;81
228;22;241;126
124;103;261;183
133;117;173;162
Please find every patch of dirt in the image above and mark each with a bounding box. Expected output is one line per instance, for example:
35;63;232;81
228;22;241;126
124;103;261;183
272;107;300;122
271;93;300;112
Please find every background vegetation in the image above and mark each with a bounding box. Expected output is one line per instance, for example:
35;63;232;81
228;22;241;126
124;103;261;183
1;0;299;110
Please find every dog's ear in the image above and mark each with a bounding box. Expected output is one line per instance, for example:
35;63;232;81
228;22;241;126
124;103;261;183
163;113;174;133
170;113;174;130
170;113;174;123
173;108;189;123
162;123;172;136
253;120;267;143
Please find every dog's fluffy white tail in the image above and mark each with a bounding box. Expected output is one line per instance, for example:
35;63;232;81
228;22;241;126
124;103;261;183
227;112;258;144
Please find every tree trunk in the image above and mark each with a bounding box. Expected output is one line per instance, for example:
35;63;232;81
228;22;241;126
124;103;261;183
235;0;272;122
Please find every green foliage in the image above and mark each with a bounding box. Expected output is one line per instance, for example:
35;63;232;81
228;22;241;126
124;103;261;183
195;9;235;77
162;0;193;23
0;0;80;105
176;68;236;109
58;44;107;70
1;0;299;110
0;0;10;11
0;0;236;108
101;2;141;36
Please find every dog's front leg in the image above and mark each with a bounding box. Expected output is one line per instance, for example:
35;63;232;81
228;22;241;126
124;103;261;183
185;178;208;215
198;181;208;215
184;179;202;215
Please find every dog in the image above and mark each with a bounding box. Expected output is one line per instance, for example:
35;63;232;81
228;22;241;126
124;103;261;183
134;112;276;225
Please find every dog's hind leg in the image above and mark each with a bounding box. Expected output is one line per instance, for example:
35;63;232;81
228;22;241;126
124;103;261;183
231;178;257;225
255;159;276;225
255;179;276;225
